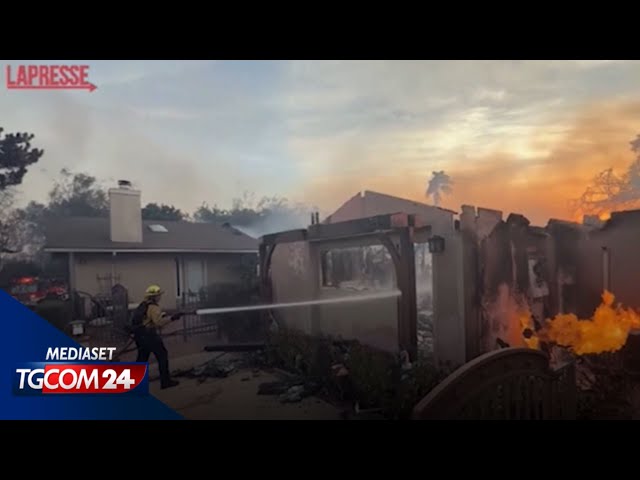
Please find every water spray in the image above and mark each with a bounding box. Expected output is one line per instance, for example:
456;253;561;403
194;290;402;316
111;290;402;361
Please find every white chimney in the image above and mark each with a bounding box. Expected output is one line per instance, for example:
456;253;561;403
109;180;142;243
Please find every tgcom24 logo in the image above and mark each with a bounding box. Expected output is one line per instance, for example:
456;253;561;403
13;347;149;396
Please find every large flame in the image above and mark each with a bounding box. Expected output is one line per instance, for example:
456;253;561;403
519;291;640;355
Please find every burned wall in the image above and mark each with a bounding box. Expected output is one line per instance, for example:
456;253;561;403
461;207;552;355
269;241;315;333
545;221;597;318
587;212;640;311
431;231;466;367
269;237;400;353
477;219;535;352
543;218;634;319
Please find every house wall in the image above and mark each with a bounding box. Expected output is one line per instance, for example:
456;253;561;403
574;237;603;317
270;241;315;334
269;238;400;353
588;216;640;310
315;286;398;352
73;253;177;309
205;254;248;285
543;221;626;319
431;230;466;368
72;252;252;310
457;207;559;357
459;206;505;359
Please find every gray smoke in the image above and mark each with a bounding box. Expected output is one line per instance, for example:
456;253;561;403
230;205;321;238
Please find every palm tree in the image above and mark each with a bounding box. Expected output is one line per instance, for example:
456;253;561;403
426;171;453;207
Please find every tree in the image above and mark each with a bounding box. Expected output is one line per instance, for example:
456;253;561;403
193;203;234;224
0;189;17;254
426;171;453;207
47;168;108;217
2;169;108;265
571;134;640;219
0;128;43;265
0;128;44;190
142;203;187;221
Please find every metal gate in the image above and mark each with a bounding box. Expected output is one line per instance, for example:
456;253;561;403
412;348;577;420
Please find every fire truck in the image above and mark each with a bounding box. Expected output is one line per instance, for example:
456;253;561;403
8;276;69;308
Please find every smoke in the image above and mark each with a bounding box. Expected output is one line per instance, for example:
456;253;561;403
229;204;318;238
294;99;640;225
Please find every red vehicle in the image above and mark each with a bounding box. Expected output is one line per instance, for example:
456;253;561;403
9;276;69;307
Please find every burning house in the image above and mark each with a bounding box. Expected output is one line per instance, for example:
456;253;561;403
260;190;640;374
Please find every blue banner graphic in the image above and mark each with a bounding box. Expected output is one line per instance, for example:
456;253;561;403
0;290;182;419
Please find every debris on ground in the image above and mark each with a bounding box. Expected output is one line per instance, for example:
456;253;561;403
171;355;239;383
257;380;301;395
258;378;321;402
280;385;305;403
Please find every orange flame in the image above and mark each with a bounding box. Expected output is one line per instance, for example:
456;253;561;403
540;291;640;355
516;309;540;350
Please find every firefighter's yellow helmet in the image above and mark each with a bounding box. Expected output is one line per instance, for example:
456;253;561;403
144;285;164;297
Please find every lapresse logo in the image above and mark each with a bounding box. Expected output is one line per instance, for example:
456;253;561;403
13;347;148;396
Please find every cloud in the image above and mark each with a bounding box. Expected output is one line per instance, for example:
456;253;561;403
4;60;640;225
127;106;201;121
292;98;640;225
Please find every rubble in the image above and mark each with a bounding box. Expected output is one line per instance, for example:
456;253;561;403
280;385;305;403
257;378;321;403
171;356;239;383
258;381;294;395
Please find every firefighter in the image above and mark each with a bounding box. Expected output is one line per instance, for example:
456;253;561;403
133;285;182;390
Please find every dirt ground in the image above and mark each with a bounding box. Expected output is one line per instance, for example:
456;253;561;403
146;352;343;420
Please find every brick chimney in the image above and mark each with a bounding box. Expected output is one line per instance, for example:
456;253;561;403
109;180;142;243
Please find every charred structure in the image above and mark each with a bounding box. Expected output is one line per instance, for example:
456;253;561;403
260;190;640;370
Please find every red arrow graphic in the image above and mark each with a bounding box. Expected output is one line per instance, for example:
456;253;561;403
6;83;97;92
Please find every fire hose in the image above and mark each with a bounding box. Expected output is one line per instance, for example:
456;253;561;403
110;311;196;361
109;292;400;361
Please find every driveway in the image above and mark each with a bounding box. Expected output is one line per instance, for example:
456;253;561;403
147;352;343;420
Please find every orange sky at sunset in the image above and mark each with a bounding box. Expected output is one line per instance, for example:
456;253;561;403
4;60;640;224
296;99;640;226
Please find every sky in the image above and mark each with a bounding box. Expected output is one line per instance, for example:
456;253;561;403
2;60;640;225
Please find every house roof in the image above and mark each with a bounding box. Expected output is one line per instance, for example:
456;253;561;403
360;190;458;214
43;217;259;253
324;190;458;224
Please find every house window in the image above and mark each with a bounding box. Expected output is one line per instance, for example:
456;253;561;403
320;246;395;290
175;257;181;297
